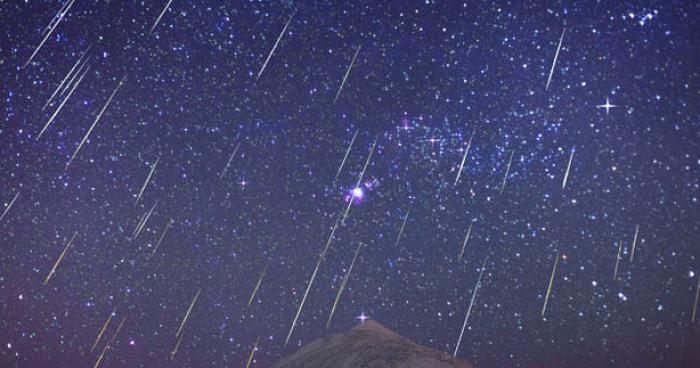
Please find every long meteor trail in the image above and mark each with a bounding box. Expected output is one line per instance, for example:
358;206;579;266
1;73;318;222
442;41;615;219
334;45;361;104
613;239;623;281
257;10;295;80
629;225;640;262
90;308;115;353
150;0;174;34
394;210;410;247
541;250;560;318
44;231;78;285
24;0;76;68
176;289;201;337
545;28;565;91
247;262;269;307
67;75;126;168
135;157;160;206
335;129;358;181
500;150;514;194
150;218;173;258
37;63;91;140
342;136;378;222
0;191;21;223
326;243;362;328
454;256;488;357
454;131;475;186
458;223;473;261
42;45;91;111
562;146;575;191
219;143;241;180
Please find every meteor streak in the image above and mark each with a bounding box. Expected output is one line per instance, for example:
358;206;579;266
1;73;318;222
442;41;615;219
134;157;160;206
326;243;362;329
541;250;560;318
67;75;126;168
458;223;473;261
333;45;361;104
394;210;410;247
90;308;115;353
562;146;575;191
150;0;174;34
219;143;241;180
693;275;700;323
454;256;488;357
171;333;184;360
454;131;475;186
150;218;173;258
245;337;260;368
42;44;91;111
0;191;21;223
613;240;623;281
176;289;201;337
335;129;358;181
37;63;91;140
248;262;269;307
24;0;76;68
545;28;565;91
257;10;296;80
94;316;126;368
342;136;378;222
629;225;640;261
44;231;78;285
500;150;514;194
133;201;158;240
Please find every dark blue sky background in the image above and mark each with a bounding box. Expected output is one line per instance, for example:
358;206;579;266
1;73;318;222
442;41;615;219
0;1;699;367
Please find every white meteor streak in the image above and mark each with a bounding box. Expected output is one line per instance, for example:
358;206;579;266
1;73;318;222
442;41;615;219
500;150;514;194
562;145;575;191
458;223;473;261
150;218;173;258
37;63;91;140
219;143;241;180
629;225;640;262
541;250;560;318
454;256;488;357
693;275;700;323
257;10;295;80
42;45;91;111
545;28;565;91
0;191;21;223
334;45;361;104
326;243;362;328
342;136;378;222
176;289;201;337
135;157;160;206
134;201;158;240
67;75;126;168
24;0;76;68
454;131;475;186
245;337;260;368
394;210;410;247
248;262;269;307
335;129;358;181
613;239;623;281
150;0;174;34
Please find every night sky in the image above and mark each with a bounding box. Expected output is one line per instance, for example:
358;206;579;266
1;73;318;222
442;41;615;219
1;1;699;367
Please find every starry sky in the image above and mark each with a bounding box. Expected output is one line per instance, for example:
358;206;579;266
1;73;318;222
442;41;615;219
1;1;699;367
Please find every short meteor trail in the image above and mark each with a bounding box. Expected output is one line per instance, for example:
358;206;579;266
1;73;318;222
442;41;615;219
613;239;623;281
692;275;700;323
176;289;201;338
133;201;158;240
245;337;260;368
219;143;241;180
134;157;160;206
67;75;126;168
335;129;359;181
247;262;269;307
342;136;379;222
629;225;640;262
326;243;362;329
150;0;174;34
545;27;565;91
541;250;560;318
24;0;76;68
37;64;91;140
0;191;21;223
257;10;296;80
170;333;184;360
458;223;473;261
454;131;475;186
90;308;115;353
394;210;410;247
500;150;514;194
333;45;361;104
150;218;173;258
44;231;78;285
562;145;575;191
454;256;488;357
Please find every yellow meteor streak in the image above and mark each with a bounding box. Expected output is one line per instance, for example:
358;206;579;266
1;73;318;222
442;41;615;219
90;308;115;353
458;223;473;261
176;289;201;337
326;243;362;329
541;250;560;318
94;315;126;368
134;157;160;206
248;262;269;307
500;150;514;194
613;240;623;281
245;337;260;368
171;332;184;360
37;63;91;140
44;231;78;285
454;131;475;186
629;225;640;262
334;45;361;104
67;75;126;169
257;10;296;80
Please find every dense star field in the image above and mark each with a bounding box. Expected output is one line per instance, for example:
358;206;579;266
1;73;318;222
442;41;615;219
1;1;699;367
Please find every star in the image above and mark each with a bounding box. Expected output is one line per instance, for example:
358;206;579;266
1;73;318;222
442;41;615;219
356;312;369;324
596;97;618;115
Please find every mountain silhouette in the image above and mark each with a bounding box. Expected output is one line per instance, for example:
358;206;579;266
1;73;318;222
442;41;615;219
272;320;474;368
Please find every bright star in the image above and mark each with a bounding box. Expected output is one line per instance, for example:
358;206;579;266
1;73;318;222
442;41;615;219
356;312;369;323
596;97;618;115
